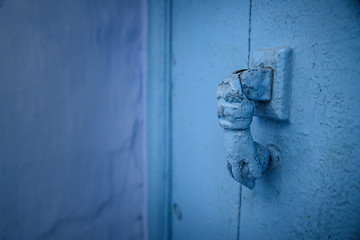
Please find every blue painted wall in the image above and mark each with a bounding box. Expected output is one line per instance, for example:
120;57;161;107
166;0;360;239
0;0;146;239
169;0;249;239
242;1;360;239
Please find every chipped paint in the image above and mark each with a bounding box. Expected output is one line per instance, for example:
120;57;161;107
217;73;276;189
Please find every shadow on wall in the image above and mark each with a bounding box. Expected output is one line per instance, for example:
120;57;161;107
0;0;147;239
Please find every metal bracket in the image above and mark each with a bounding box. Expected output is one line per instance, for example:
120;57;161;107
251;47;293;121
239;68;273;102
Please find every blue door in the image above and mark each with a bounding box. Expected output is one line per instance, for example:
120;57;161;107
148;0;360;239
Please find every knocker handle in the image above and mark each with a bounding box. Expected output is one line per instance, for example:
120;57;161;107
217;71;279;189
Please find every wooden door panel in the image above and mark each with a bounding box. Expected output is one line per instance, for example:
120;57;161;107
171;0;250;239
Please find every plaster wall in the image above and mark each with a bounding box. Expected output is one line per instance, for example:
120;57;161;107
168;0;360;239
0;0;146;239
242;1;360;239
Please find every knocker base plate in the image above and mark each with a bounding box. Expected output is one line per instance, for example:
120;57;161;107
251;47;293;121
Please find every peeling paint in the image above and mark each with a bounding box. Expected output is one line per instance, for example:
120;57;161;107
217;73;271;189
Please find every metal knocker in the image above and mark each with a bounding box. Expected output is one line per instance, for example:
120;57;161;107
217;47;293;189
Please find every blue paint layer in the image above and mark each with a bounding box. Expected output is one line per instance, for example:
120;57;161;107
241;0;360;239
217;73;270;189
170;0;250;239
168;0;360;239
0;0;147;239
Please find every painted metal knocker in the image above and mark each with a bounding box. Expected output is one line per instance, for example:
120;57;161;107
217;47;293;189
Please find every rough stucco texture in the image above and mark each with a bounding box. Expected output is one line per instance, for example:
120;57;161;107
241;1;360;239
0;0;146;239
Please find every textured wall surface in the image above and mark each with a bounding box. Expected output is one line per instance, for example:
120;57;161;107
167;0;360;239
170;0;249;239
0;0;146;239
242;0;360;239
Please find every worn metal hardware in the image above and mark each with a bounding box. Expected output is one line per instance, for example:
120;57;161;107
238;68;273;102
217;73;277;189
251;47;293;120
216;47;292;189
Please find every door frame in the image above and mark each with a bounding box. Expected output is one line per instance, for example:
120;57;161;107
146;0;172;239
